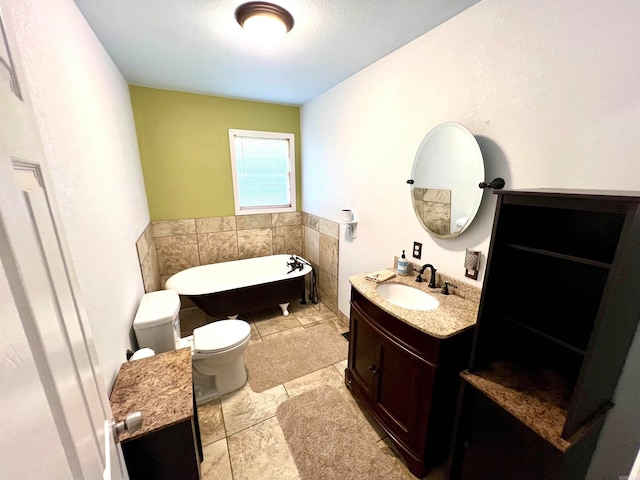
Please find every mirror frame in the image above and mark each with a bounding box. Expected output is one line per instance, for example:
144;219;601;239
410;122;484;239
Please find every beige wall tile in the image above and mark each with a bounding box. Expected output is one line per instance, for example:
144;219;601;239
141;242;161;293
198;231;239;265
160;275;171;288
155;234;199;276
273;225;303;257
412;187;425;201
303;227;319;264
318;217;339;239
136;226;149;261
319;234;338;278
318;268;338;314
423;201;451;235
302;212;319;231
423;188;451;203
413;199;424;219
237;228;272;259
303;259;320;295
143;223;153;248
236;214;271;230
152;219;196;237
272;211;301;226
196;216;237;233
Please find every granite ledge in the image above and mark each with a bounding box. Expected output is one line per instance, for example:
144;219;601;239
461;361;609;452
110;348;193;442
349;268;479;338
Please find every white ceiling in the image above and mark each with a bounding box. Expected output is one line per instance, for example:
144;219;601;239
73;0;480;106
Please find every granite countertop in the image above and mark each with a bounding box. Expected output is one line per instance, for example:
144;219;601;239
349;268;480;338
110;348;193;442
461;361;608;452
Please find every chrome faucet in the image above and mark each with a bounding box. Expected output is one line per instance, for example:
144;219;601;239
415;264;437;288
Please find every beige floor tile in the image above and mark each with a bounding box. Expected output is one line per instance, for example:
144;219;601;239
333;359;348;378
241;306;283;322
227;417;299;480
253;314;303;337
302;317;348;336
248;320;261;341
290;300;338;325
197;398;225;446
220;383;289;435
283;365;345;398
201;438;233;480
261;325;305;340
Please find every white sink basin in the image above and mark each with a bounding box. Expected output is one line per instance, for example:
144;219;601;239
375;283;440;311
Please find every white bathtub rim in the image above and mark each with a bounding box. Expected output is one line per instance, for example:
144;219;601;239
164;254;312;296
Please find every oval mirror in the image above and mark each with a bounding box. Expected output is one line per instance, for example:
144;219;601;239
410;122;484;239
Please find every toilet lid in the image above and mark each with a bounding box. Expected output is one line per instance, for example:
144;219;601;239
192;319;250;353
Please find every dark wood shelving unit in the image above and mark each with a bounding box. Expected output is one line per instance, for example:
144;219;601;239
447;189;640;480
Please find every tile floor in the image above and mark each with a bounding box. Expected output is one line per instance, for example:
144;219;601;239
188;298;446;480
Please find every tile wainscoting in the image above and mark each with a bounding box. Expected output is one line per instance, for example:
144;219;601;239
136;222;161;293
135;211;343;320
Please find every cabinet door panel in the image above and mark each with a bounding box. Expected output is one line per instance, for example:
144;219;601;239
349;308;377;397
375;336;434;445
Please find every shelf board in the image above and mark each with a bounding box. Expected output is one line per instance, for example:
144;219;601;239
462;361;605;452
503;317;587;356
505;243;612;269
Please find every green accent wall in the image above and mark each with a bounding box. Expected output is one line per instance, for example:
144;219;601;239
129;86;301;221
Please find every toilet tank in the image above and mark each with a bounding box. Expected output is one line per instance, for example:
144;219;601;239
133;290;181;354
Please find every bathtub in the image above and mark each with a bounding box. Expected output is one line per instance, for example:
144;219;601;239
164;254;312;318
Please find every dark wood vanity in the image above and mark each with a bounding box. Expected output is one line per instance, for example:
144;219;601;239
110;348;202;480
346;286;475;477
447;189;640;479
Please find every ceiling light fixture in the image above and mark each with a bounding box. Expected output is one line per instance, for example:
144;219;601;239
235;2;294;38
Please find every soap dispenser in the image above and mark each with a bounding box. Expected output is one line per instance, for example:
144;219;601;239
397;250;410;276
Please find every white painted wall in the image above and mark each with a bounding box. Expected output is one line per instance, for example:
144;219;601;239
6;0;150;386
301;0;640;477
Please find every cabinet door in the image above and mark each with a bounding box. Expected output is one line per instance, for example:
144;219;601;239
374;335;434;447
349;306;378;398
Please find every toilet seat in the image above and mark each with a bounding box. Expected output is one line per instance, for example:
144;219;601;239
192;319;250;354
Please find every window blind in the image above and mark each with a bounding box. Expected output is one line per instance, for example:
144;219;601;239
234;136;291;209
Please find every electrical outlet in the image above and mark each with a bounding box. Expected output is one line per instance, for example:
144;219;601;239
413;241;422;259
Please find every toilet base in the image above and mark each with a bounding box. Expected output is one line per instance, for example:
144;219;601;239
192;357;248;404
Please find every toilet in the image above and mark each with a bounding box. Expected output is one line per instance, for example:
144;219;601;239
133;290;251;404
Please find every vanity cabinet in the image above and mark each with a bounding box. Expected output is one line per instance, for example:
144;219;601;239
110;348;202;480
448;189;640;479
346;288;473;477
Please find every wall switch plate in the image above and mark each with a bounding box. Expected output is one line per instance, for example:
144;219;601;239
413;242;422;259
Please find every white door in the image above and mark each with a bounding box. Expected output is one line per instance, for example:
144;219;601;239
0;9;127;480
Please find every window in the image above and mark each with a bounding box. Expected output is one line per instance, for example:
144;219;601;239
228;129;296;215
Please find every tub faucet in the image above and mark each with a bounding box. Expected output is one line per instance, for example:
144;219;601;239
415;264;437;288
286;256;305;274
